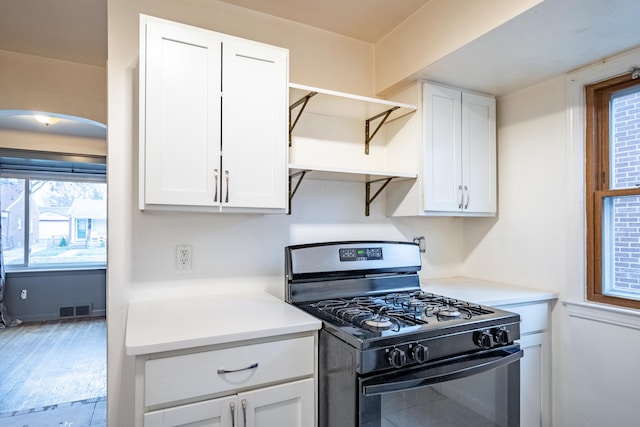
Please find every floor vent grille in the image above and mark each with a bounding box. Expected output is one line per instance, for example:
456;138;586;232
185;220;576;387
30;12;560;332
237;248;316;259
59;305;92;318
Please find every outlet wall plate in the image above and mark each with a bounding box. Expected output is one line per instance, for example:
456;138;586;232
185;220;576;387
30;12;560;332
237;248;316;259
175;245;192;270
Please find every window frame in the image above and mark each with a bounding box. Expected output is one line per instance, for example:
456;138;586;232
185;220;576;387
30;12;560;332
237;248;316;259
585;72;640;310
0;150;107;271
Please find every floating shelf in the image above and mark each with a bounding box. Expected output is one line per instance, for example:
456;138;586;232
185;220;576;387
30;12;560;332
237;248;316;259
289;164;416;182
288;164;416;216
289;83;417;154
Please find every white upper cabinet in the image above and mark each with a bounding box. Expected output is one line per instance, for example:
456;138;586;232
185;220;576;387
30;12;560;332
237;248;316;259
386;82;496;217
222;37;288;210
139;15;288;212
424;84;496;214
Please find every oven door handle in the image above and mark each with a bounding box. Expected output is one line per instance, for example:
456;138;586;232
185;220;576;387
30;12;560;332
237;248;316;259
362;346;522;396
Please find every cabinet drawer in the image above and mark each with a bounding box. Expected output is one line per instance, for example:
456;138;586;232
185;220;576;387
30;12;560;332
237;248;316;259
501;302;549;334
145;335;314;407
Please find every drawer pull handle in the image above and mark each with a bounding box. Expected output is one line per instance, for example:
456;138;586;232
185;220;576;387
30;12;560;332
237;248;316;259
217;362;259;374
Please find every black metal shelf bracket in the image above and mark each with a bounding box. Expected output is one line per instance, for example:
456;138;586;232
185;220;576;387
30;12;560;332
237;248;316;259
287;170;308;215
365;106;399;155
365;177;393;216
289;91;318;146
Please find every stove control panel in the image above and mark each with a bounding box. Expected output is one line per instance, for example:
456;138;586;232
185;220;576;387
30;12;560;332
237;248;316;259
473;327;512;349
339;247;383;262
384;342;431;369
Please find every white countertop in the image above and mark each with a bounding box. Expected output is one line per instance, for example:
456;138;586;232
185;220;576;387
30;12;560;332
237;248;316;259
125;291;322;356
422;277;558;307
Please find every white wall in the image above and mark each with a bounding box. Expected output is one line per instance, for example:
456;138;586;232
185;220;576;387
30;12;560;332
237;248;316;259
462;75;568;290
0;50;106;123
0;49;106;156
464;53;640;426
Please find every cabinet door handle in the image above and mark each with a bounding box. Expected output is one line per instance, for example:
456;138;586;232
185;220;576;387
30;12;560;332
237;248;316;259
230;402;236;427
458;184;464;209
214;169;219;202
225;170;229;203
241;399;247;427
217;362;259;374
464;185;469;210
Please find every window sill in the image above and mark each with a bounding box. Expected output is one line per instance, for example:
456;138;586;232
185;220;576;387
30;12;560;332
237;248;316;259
6;264;106;274
563;300;640;330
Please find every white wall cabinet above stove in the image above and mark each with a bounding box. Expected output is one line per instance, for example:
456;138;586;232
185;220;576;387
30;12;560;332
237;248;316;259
138;15;289;213
386;82;496;217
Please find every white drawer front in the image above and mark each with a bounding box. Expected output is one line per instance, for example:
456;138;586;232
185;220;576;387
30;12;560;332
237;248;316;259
145;335;314;407
502;302;549;334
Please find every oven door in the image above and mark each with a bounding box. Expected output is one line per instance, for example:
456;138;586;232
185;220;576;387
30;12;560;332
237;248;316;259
359;345;522;427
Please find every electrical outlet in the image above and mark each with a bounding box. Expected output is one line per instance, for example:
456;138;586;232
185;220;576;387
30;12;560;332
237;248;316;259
175;245;192;270
413;236;426;253
20;289;27;300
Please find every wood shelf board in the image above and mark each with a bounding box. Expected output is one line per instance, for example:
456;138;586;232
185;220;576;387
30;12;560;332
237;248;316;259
289;83;416;122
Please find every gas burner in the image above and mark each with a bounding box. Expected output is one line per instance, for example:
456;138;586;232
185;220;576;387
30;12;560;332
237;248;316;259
436;306;461;318
402;298;426;310
362;317;394;329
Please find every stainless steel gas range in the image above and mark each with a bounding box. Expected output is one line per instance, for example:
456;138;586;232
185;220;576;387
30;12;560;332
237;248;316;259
285;240;522;427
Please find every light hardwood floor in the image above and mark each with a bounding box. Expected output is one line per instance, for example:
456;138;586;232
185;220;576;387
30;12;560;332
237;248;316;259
0;317;106;414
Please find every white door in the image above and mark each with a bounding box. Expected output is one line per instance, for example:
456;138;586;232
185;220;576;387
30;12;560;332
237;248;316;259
462;92;496;214
221;37;288;210
142;18;222;207
238;379;314;427
144;396;235;427
423;83;462;213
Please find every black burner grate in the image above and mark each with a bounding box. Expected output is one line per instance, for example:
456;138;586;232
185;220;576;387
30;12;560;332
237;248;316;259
311;291;494;332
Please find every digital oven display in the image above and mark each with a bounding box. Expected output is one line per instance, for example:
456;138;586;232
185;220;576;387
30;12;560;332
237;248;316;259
339;247;383;262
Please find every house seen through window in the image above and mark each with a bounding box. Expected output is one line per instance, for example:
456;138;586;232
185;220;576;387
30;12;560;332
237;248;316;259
586;71;640;309
0;152;106;269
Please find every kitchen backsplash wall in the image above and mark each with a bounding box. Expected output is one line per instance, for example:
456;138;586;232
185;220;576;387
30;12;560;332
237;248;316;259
128;179;464;301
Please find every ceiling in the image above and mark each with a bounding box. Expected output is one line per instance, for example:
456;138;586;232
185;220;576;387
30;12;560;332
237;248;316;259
1;0;639;136
216;0;430;43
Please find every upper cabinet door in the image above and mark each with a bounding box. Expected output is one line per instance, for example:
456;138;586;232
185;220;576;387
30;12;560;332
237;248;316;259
221;37;289;210
423;83;463;213
462;92;496;214
141;17;222;207
422;82;496;216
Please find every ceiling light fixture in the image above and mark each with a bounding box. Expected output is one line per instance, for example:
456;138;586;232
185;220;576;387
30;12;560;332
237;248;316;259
34;115;61;126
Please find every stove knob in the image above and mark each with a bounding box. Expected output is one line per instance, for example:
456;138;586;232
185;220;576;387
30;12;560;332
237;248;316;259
474;330;493;349
388;348;407;368
410;344;429;363
493;328;511;345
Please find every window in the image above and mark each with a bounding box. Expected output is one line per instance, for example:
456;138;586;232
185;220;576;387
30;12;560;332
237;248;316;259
586;71;640;309
0;152;106;269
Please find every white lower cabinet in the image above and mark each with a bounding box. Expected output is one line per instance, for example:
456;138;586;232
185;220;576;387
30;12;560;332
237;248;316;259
497;301;552;427
518;332;550;427
144;378;314;427
135;335;317;427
